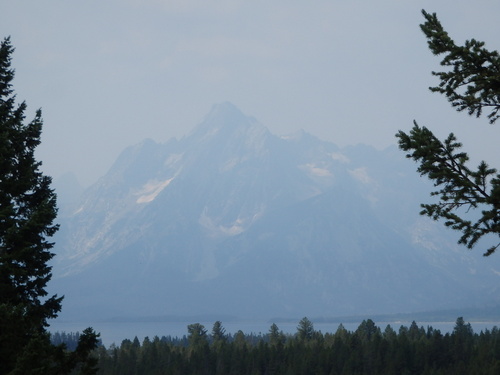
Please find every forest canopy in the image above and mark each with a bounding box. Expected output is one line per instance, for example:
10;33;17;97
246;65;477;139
87;318;500;375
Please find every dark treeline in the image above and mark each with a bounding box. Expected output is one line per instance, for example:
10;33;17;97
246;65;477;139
65;317;500;374
51;331;84;351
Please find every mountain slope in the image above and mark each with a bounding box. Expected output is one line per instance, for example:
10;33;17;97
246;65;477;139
51;102;500;321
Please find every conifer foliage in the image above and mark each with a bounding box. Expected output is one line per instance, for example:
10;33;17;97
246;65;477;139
93;318;500;375
396;10;500;255
0;37;99;374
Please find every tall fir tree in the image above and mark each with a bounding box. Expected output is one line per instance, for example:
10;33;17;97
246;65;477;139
296;317;314;341
0;37;99;374
396;10;500;256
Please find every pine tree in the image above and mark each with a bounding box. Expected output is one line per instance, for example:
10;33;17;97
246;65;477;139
268;323;285;346
396;10;500;255
187;323;208;349
296;317;314;341
211;320;227;345
0;37;99;374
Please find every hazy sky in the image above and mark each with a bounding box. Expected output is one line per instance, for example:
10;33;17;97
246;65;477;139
2;1;499;186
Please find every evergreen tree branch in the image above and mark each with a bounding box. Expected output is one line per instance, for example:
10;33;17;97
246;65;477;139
420;10;500;124
396;11;500;256
0;37;99;373
396;123;500;255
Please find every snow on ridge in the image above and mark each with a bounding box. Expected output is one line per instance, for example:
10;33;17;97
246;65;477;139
136;178;174;204
199;211;246;238
73;206;84;215
330;152;350;163
198;205;266;238
300;163;332;177
348;167;373;184
164;153;183;167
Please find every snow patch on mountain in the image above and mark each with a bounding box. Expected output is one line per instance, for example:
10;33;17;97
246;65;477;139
164;153;183;167
198;205;266;238
220;157;240;172
199;211;247;238
349;167;373;184
300;163;332;177
136;178;173;203
73;206;84;215
331;152;350;163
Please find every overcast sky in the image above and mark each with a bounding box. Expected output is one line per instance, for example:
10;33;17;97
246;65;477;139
2;1;499;186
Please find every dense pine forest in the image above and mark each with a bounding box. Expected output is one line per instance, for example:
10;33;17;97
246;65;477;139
53;317;500;375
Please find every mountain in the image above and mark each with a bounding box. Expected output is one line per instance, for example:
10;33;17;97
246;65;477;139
52;172;84;217
50;102;500;321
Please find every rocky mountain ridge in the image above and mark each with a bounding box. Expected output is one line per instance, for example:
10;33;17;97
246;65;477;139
50;102;500;321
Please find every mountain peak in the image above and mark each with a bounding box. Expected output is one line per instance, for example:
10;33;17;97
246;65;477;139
188;102;261;141
203;102;255;126
209;101;243;117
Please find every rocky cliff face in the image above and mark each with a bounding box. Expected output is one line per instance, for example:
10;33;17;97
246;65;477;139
51;102;500;321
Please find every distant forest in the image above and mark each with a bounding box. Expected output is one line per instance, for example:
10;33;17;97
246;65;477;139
53;317;500;375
